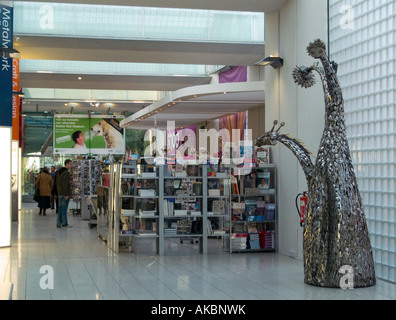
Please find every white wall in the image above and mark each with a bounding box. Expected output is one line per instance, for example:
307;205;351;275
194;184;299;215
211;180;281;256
265;0;327;259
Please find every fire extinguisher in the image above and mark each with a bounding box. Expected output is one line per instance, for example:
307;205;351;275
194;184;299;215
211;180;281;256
295;192;308;227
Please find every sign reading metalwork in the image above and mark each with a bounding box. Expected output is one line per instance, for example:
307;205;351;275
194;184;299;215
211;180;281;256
0;5;13;127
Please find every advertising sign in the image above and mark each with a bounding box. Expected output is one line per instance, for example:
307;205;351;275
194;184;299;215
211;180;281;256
12;58;20;140
53;114;126;155
0;5;13;127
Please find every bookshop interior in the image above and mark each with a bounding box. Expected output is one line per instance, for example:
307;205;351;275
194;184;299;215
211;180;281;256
1;0;395;300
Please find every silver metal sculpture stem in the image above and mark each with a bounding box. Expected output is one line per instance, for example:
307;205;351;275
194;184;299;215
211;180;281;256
256;39;376;288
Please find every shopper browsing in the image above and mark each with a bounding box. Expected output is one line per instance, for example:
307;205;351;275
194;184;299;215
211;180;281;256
55;159;72;228
35;167;53;216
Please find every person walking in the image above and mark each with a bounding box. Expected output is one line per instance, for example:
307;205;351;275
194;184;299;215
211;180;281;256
35;167;53;216
55;159;73;228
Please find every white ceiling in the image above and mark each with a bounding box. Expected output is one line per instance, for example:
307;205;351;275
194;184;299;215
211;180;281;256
14;0;286;136
120;81;266;129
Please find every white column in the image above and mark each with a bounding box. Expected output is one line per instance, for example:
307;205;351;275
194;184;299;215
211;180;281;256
265;0;327;259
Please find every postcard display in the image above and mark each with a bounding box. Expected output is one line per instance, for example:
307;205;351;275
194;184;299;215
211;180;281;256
70;160;102;220
230;164;277;252
101;162;232;255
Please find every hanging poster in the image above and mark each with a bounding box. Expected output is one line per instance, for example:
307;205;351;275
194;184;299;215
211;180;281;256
53;114;125;155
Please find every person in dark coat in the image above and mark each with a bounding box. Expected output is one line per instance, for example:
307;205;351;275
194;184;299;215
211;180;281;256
55;159;72;228
50;165;59;212
35;167;54;216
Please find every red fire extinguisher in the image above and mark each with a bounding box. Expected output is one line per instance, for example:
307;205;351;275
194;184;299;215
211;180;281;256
295;192;308;227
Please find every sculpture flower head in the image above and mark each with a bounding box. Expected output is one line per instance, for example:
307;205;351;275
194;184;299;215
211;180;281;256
292;66;316;88
307;39;326;59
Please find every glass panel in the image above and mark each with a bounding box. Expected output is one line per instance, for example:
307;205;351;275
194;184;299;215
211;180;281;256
14;2;264;43
20;59;208;76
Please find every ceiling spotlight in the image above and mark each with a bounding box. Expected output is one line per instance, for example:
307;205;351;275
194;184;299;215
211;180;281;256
1;47;20;59
255;56;284;69
12;90;25;97
89;101;100;107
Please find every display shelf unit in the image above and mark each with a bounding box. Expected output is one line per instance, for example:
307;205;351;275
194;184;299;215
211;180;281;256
161;164;205;255
230;164;277;253
105;163;232;255
117;162;160;254
206;173;231;251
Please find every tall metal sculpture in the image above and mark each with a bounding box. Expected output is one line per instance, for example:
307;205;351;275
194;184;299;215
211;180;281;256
256;39;376;288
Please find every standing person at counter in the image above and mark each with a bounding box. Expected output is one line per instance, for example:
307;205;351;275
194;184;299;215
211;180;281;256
55;159;73;228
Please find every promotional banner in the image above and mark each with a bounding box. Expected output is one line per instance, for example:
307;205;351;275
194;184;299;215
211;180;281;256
53;115;126;155
0;5;13;127
12;58;20;140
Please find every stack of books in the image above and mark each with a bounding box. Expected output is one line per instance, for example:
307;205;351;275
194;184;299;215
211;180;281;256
164;228;177;236
138;189;156;197
231;233;247;250
249;233;260;249
259;230;275;249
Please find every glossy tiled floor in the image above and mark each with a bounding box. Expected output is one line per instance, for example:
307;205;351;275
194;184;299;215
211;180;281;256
1;202;395;300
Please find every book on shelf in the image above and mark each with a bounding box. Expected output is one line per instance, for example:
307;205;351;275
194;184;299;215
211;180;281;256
174;171;187;177
121;209;135;216
231;233;247;250
207;162;216;176
163;199;175;216
208;189;221;196
174;209;188;216
187;165;199;176
212;200;225;215
259;230;275;249
247;224;258;233
257;201;266;216
138;189;156;197
230;175;239;195
164;228;177;235
257;171;270;190
266;203;276;220
140;210;157;217
245;200;258;217
255;146;270;166
207;220;213;235
120;216;132;231
244;173;256;188
213;230;226;235
248;233;260;249
232;202;245;221
138;230;157;236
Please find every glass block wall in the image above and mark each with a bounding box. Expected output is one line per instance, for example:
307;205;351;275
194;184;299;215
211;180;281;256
329;0;395;283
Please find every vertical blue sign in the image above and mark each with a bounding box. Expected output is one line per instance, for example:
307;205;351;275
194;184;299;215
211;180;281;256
0;4;13;127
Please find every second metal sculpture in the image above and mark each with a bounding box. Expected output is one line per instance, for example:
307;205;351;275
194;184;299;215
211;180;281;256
256;39;376;288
